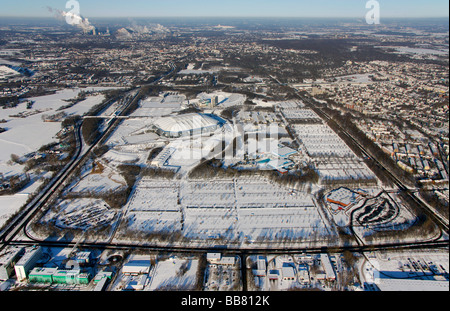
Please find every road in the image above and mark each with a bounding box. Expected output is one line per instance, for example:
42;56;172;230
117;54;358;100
0;60;180;251
1;68;448;262
275;78;449;235
0;90;140;250
304;95;449;234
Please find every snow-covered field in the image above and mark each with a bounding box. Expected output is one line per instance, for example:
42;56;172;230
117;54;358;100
361;250;449;291
148;257;199;291
292;124;356;158
120;177;329;243
41;198;116;231
0;88;121;229
0;88;110;163
0;194;28;228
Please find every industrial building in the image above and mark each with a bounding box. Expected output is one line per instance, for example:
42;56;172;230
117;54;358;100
320;254;336;282
14;246;42;282
73;251;92;266
200;95;219;108
0;247;24;280
281;265;296;281
374;271;449;291
28;267;90;285
122;255;151;275
28;267;57;283
153;113;225;138
206;253;236;266
93;271;114;291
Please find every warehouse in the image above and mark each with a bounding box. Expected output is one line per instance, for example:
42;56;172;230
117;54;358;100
153;113;225;138
122;255;151;275
320;254;336;281
0;247;24;280
28;267;90;285
28;267;57;283
14;246;42;282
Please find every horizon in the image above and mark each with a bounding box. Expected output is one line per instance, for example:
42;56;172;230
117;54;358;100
0;0;449;19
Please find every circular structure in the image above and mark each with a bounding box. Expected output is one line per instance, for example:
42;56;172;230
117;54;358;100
153;113;225;138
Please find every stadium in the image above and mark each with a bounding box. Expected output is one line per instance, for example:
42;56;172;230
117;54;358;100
153;113;225;138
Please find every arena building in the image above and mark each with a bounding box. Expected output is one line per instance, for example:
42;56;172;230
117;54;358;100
153;113;225;138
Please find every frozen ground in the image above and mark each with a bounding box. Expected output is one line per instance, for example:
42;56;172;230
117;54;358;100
0;88;112;164
0;194;28;228
361;250;449;291
148;257;199;291
119;177;329;243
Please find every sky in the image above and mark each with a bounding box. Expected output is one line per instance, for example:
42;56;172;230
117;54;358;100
0;0;449;18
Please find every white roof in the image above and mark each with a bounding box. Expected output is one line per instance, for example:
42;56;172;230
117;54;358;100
0;65;19;76
282;266;295;278
320;254;336;279
207;253;221;260
220;257;236;265
376;277;449;291
154;113;219;133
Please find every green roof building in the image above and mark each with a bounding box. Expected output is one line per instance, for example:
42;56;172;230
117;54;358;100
28;267;57;284
28;267;90;285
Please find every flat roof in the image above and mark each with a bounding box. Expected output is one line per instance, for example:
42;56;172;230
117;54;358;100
0;247;23;265
154;113;221;133
15;247;41;266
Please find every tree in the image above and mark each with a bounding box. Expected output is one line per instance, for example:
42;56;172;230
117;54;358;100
10;154;21;164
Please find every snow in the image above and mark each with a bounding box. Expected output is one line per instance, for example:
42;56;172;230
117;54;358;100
120;177;329;242
179;69;215;75
0;88;113;164
148;257;199;291
103;150;140;164
41;198;116;231
361;250;449;291
69;170;127;194
0;194;28;228
292;124;356;158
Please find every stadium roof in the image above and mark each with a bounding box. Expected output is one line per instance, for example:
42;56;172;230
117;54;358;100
153;113;221;133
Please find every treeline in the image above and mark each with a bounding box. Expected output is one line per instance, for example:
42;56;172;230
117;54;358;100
316;105;416;187
81;118;102;145
0;174;31;195
419;189;449;220
142;166;176;179
188;159;319;187
320;176;378;188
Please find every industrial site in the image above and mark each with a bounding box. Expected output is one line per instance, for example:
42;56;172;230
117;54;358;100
0;2;448;295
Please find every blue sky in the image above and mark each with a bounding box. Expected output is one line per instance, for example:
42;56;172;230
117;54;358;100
0;0;449;18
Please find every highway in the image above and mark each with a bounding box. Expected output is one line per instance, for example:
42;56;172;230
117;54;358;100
0;90;140;250
0;60;179;250
1;67;447;261
269;73;448;235
297;93;449;234
5;236;449;256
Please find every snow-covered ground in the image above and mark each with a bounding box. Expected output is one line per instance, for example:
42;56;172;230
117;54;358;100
0;88;120;229
119;177;329;243
360;250;449;291
148;257;199;291
40;198;116;231
0;88;111;163
0;194;28;228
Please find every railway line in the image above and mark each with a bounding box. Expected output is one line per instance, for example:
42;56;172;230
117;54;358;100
289;88;449;235
1;70;447;260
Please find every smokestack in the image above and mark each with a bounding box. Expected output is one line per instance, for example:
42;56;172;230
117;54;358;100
48;6;96;34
